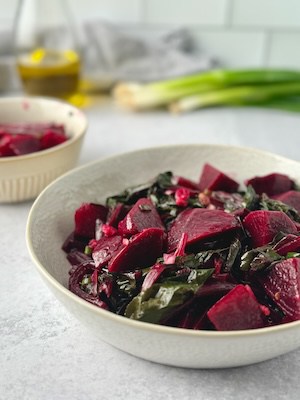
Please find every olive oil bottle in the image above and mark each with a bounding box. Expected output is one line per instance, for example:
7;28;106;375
14;0;81;100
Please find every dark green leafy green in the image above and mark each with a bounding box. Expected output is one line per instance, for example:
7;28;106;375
125;267;213;323
260;194;300;222
243;185;260;210
211;191;244;213
125;282;199;323
105;169;175;209
154;171;174;189
186;268;214;284
106;181;151;208
106;171;204;225
115;272;138;294
240;246;282;272
225;237;242;271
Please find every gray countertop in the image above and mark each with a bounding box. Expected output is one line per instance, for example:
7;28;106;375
1;100;300;400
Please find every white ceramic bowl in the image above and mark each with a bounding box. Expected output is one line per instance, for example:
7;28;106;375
26;144;300;368
0;96;87;203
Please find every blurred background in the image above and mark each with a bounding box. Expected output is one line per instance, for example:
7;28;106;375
1;0;300;93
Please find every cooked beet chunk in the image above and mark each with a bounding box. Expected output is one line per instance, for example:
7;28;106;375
260;258;300;322
62;232;88;253
245;173;294;196
0;134;16;156
106;203;130;228
273;234;300;256
174;175;200;190
74;203;108;238
243;210;297;248
4;134;40;156
92;235;124;268
273;191;300;214
40;130;67;150
199;163;239;193
108;228;164;273
167;208;240;252
118;198;165;236
207;285;265;330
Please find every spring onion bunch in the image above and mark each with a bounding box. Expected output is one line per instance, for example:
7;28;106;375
113;69;300;113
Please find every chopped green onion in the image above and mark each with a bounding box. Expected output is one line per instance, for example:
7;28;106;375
84;245;92;255
81;276;91;286
286;252;300;259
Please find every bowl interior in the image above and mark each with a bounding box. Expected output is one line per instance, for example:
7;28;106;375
27;144;300;287
0;96;87;142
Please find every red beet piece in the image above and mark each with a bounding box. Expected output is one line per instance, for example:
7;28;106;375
62;232;88;253
1;134;40;156
74;203;108;239
92;235;124;268
108;228;164;273
273;234;300;256
174;175;200;190
167;208;240;252
272;191;300;214
243;210;297;248
260;258;300;322
40;130;68;150
199;163;239;193
106;203;130;228
118;198;165;236
68;263;108;309
207;285;265;330
245;173;294;196
142;263;166;291
174;188;190;207
0;134;15;156
196;280;237;298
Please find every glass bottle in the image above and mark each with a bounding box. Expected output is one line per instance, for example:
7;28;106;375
13;0;81;101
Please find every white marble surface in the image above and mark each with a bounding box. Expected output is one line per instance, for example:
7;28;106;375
1;100;300;400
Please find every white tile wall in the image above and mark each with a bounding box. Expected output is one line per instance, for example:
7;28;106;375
268;33;300;68
144;0;228;26
192;30;266;67
70;0;142;23
232;0;300;28
0;0;300;68
0;0;18;21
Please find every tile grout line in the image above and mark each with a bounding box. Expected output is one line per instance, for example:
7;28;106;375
119;22;300;35
139;0;147;24
262;30;272;67
224;0;234;28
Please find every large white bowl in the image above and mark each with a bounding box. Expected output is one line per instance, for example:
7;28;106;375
26;144;300;368
0;96;87;203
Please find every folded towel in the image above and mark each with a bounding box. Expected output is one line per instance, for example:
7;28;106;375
82;20;217;84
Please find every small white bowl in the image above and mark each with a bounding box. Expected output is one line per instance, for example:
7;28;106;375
0;96;87;203
26;144;300;368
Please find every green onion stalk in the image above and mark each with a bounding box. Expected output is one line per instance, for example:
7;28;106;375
169;82;300;114
113;69;300;111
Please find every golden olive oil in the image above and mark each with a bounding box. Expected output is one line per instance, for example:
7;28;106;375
17;48;80;99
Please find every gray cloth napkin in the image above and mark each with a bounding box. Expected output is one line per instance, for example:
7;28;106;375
82;20;217;84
